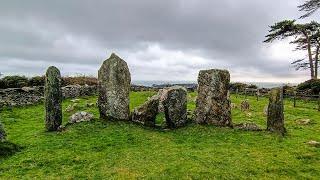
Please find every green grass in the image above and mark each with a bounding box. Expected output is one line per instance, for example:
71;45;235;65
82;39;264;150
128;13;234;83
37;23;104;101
0;91;319;179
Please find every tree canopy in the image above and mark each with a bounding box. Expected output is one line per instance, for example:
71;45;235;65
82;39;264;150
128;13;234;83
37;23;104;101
298;0;320;18
264;20;320;79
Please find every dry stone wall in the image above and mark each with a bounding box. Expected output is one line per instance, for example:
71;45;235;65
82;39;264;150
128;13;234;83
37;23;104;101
0;85;97;108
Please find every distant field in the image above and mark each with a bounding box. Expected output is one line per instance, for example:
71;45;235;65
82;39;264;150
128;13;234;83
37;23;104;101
0;91;319;179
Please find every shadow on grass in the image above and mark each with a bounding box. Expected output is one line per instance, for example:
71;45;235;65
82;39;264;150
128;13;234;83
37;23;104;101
0;141;23;158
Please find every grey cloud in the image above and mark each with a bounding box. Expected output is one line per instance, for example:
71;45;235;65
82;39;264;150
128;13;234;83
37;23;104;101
0;0;317;82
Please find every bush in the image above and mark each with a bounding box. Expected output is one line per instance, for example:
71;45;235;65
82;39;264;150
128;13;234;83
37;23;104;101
62;76;98;86
229;82;249;92
28;76;45;86
297;79;320;94
1;76;29;89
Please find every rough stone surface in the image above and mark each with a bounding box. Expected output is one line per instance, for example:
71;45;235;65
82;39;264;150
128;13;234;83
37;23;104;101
162;86;187;128
157;88;169;113
98;53;131;120
69;111;94;124
0;121;6;141
194;69;232;127
234;123;262;131
240;100;250;111
132;95;159;127
267;88;286;135
45;66;62;131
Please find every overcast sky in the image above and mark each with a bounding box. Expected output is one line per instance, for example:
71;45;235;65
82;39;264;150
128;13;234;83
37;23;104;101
1;0;319;83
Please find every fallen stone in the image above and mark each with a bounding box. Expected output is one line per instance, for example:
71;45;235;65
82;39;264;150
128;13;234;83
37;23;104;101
162;86;188;128
194;69;232;127
69;111;94;124
234;123;262;131
98;53;131;120
132;95;159;127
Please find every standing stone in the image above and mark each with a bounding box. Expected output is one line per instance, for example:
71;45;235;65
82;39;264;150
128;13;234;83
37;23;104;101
0;121;6;141
98;53;131;120
45;66;62;131
132;95;159;127
194;69;232;127
162;86;187;128
267;88;286;135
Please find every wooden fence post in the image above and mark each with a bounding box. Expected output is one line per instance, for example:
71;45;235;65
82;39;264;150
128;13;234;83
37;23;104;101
256;89;259;101
293;91;297;108
318;92;320;111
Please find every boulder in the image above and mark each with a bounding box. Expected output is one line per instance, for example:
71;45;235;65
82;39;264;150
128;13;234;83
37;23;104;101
98;53;131;120
194;69;232;127
44;66;62;131
69;111;94;124
132;95;159;127
267;88;286;135
162;86;188;128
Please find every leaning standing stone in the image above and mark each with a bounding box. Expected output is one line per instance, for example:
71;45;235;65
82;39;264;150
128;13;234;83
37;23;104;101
162;86;187;128
98;53;131;120
267;87;286;135
132;95;159;127
45;66;62;131
194;69;232;127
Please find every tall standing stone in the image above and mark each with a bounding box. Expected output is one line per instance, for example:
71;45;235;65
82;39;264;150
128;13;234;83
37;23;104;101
45;66;62;131
194;69;232;127
267;87;286;135
162;86;188;128
98;53;131;120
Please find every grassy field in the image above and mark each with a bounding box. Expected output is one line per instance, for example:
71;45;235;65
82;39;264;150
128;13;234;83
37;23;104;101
0;91;319;179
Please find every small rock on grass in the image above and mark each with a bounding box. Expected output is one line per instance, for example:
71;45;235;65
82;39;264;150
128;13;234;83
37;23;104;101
69;111;94;124
234;123;262;131
306;140;320;147
70;99;81;103
296;119;311;125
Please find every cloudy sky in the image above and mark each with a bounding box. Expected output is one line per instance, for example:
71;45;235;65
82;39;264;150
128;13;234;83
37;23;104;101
1;0;319;83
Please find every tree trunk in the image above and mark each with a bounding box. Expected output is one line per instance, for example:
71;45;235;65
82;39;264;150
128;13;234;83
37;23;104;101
315;46;319;79
304;32;315;79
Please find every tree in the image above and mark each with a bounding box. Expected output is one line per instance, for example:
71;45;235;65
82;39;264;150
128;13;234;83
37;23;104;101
298;0;320;18
264;20;320;79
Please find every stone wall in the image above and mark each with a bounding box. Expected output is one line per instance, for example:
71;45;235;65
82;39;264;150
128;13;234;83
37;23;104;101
0;85;97;107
